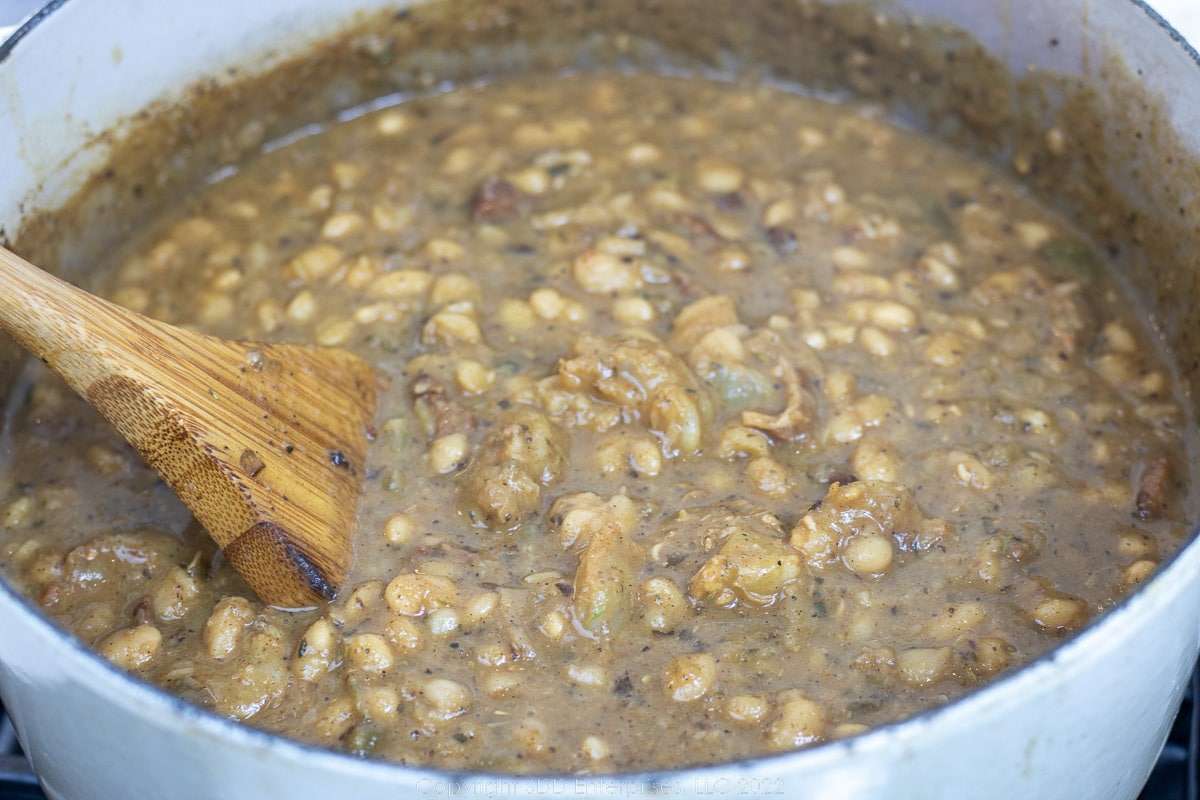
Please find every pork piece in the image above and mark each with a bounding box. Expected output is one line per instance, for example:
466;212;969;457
460;408;569;530
739;357;815;440
412;373;476;438
39;530;194;618
790;480;953;573
1135;455;1174;521
548;492;643;634
686;507;803;608
469;177;524;222
552;333;711;457
671;296;817;440
205;629;288;720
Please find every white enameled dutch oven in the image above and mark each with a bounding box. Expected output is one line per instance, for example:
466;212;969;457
1;1;1199;798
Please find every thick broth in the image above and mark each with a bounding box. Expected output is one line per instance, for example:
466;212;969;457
0;73;1190;773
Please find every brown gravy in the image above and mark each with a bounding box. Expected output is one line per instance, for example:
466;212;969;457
0;70;1191;773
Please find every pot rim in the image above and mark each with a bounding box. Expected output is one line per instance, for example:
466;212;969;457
0;0;65;62
1;0;1199;788
1138;0;1200;60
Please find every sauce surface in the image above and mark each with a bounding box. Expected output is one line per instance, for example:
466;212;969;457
0;73;1190;773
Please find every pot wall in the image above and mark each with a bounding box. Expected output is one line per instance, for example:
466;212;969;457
1;2;1198;799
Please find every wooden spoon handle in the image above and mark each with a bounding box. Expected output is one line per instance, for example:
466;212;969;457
0;246;155;392
0;247;377;608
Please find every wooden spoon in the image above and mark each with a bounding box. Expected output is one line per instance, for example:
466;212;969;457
0;246;377;609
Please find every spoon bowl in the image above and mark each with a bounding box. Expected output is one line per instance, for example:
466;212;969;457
0;245;377;608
